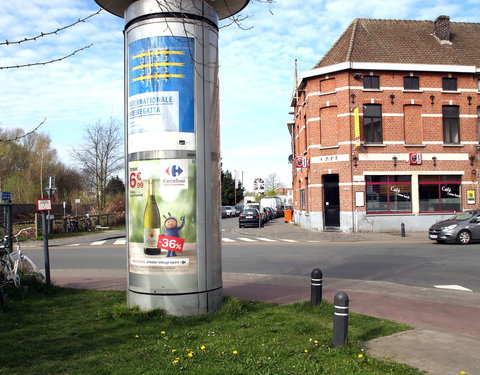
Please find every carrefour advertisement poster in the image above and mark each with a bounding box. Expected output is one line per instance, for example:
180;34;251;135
128;159;197;275
128;36;195;153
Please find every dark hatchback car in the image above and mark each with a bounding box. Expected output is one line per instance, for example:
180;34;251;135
239;208;263;228
428;210;480;244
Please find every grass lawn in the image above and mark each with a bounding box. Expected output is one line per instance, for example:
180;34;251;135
0;283;423;375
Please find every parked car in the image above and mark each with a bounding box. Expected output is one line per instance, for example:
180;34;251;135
264;207;274;221
224;206;235;218
234;205;243;216
221;206;227;218
428;210;480;244
239;208;264;228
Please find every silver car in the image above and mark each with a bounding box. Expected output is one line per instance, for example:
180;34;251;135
428;210;480;244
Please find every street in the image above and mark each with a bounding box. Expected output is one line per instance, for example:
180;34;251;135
22;217;480;292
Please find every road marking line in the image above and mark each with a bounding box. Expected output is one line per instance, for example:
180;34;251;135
279;239;298;242
222;238;236;242
90;240;107;246
114;239;127;245
434;285;473;292
256;237;276;242
66;243;80;247
238;237;256;242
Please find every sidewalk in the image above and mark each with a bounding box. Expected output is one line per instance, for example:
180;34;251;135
46;225;479;375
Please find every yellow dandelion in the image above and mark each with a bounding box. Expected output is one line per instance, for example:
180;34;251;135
134;335;140;338
358;354;364;358
172;349;177;353
460;372;466;374
161;331;166;335
200;345;206;350
187;352;194;358
313;340;319;345
172;359;179;365
232;350;238;355
304;349;309;353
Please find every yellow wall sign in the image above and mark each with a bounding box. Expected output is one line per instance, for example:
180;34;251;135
353;107;360;147
467;189;475;204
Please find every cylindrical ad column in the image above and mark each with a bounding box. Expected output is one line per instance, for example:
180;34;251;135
125;0;222;315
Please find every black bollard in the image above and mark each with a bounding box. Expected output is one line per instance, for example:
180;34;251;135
311;268;323;306
401;223;406;237
333;291;349;347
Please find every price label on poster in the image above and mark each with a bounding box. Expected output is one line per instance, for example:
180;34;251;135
157;235;185;252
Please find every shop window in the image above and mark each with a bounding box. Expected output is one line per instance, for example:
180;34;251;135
442;77;457;91
363;75;379;89
419;175;461;212
363;104;383;144
300;189;306;210
443;105;459;144
366;175;412;214
404;76;419;90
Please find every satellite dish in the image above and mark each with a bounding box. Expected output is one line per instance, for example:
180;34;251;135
288;154;293;164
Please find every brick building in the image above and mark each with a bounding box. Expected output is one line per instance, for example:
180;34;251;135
289;16;480;233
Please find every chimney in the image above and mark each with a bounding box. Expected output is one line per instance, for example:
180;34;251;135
434;15;450;42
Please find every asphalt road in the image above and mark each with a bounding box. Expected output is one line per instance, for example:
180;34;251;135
21;217;480;292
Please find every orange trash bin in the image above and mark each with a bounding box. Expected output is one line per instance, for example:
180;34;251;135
284;209;293;223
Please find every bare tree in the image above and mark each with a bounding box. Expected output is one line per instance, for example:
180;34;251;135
265;172;284;193
71;118;124;212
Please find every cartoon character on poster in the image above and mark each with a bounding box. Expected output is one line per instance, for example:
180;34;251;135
161;213;185;257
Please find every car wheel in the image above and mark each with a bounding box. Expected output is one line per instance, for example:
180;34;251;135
456;230;471;245
239;224;243;228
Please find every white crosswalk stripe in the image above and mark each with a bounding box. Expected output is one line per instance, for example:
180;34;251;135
256;237;276;242
278;239;298;242
238;237;257;242
222;238;236;242
114;239;127;245
90;240;107;246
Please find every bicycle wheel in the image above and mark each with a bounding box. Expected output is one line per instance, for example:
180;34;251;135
18;255;44;281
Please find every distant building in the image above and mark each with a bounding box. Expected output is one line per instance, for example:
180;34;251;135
289;16;480;232
276;187;293;206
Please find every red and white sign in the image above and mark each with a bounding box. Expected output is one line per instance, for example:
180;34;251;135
36;199;52;211
294;156;308;168
157;235;185;252
409;153;422;165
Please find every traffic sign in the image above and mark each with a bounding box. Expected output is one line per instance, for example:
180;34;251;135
36;199;52;211
1;191;11;201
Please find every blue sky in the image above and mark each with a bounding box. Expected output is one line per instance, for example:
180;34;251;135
1;0;479;190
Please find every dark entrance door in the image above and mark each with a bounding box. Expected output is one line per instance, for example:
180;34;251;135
323;174;340;229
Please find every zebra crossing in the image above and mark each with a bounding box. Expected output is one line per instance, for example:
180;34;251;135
222;237;301;244
62;237;308;247
65;238;127;247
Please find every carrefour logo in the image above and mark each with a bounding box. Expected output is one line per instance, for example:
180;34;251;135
165;165;184;177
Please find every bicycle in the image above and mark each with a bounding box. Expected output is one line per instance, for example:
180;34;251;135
0;227;43;307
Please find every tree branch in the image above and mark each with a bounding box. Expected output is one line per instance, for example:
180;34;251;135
0;44;93;70
0;9;102;46
0;118;46;142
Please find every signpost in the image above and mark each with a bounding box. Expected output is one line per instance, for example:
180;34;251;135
36;199;52;286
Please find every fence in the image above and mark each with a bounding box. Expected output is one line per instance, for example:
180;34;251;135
12;213;125;238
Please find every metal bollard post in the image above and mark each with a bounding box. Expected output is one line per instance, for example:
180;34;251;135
311;268;323;306
333;291;349;347
401;223;406;237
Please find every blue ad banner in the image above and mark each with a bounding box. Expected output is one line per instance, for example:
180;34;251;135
128;36;194;135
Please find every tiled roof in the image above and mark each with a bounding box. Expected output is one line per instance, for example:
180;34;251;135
314;17;480;68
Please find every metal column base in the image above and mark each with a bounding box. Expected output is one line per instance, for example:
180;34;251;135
127;287;223;316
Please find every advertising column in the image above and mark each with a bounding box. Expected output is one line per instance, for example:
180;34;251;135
125;1;222;315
